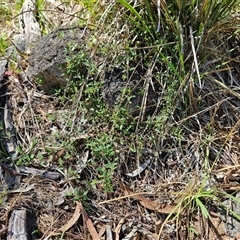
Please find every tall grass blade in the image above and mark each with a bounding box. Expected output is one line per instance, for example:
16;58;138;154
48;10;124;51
117;0;155;40
195;198;210;218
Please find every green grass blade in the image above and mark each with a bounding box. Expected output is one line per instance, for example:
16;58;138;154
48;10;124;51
228;208;240;221
117;0;155;40
143;0;155;23
195;198;210;218
117;0;142;21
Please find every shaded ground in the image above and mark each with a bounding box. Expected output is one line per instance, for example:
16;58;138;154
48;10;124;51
0;1;240;240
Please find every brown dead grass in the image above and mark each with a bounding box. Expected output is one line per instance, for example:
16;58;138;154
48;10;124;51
0;1;240;240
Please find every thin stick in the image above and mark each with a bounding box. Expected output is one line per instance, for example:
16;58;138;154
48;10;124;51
189;26;202;88
157;0;161;32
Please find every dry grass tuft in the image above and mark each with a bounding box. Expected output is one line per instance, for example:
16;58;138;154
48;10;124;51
1;0;240;239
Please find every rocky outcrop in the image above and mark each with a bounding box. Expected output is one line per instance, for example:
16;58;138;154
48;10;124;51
28;27;89;93
28;26;159;118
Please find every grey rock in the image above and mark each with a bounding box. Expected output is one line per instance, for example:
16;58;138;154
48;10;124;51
219;192;240;237
0;59;7;82
6;34;29;67
28;26;158;118
12;34;28;53
102;67;159;118
28;27;89;93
